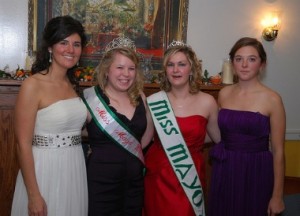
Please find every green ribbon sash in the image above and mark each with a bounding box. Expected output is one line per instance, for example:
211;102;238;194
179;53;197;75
83;86;144;164
147;91;205;216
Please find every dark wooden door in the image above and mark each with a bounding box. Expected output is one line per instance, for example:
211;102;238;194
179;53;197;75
0;82;20;216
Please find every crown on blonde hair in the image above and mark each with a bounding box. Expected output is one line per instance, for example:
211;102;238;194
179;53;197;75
105;36;136;53
167;40;189;49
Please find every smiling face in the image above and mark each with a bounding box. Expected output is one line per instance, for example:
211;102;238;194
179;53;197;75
165;51;192;87
106;52;137;92
233;46;265;81
50;33;82;70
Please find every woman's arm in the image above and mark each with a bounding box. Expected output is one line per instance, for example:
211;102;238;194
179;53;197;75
81;111;91;137
140;92;154;149
268;92;285;215
206;95;221;144
14;78;47;215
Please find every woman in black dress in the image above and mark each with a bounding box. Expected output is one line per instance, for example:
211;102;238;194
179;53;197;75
83;36;154;216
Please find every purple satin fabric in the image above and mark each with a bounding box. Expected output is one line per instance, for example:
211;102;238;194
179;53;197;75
209;109;274;216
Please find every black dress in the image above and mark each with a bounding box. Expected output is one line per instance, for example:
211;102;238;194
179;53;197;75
86;87;147;216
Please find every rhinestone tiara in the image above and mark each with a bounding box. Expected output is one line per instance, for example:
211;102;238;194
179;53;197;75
105;36;136;53
167;40;189;49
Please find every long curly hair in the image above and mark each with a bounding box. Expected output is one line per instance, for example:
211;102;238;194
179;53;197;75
31;15;87;84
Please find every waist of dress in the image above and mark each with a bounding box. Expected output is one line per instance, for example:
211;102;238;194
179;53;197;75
224;141;269;152
32;132;81;148
222;134;270;152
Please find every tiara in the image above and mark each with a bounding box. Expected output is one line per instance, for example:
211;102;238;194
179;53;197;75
167;40;189;49
105;36;136;53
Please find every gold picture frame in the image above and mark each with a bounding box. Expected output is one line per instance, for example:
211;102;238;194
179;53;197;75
28;0;38;52
28;0;189;69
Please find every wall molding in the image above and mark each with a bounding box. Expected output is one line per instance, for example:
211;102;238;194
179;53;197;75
286;129;300;140
284;176;300;195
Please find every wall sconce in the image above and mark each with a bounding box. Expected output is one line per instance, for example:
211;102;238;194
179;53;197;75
261;11;282;41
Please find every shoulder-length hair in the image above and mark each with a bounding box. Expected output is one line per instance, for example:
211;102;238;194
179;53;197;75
229;37;267;64
160;46;202;94
96;47;144;106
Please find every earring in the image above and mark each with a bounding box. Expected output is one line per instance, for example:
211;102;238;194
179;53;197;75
49;51;52;63
77;61;79;66
189;74;193;82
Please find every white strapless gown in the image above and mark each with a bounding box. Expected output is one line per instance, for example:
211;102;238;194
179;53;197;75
11;98;88;216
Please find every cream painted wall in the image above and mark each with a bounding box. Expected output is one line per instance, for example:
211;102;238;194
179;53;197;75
0;0;299;140
0;0;27;71
187;0;300;140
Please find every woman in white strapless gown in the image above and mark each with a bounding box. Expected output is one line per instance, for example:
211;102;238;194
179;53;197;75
11;16;88;216
11;98;88;216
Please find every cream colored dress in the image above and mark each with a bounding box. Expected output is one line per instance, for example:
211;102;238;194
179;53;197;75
11;98;88;216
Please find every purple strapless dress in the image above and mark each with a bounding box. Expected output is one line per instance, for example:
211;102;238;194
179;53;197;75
209;109;274;216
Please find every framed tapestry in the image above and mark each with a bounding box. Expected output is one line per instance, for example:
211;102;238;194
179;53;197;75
28;0;189;69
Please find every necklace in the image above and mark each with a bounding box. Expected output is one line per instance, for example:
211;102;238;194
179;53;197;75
172;102;185;108
168;91;189;109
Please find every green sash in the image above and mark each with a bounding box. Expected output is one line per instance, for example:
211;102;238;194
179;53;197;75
147;91;205;216
83;86;144;164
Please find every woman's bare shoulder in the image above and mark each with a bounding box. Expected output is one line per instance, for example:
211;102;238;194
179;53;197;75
20;75;40;92
219;84;235;95
196;91;218;107
261;86;283;105
19;73;50;101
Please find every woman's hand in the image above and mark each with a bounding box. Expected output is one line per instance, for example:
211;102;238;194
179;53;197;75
28;194;47;216
267;196;284;216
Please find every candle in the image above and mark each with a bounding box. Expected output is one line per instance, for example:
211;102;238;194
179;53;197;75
25;50;35;71
222;59;233;84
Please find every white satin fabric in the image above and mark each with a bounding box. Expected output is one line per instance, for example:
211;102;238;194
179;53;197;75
11;98;88;216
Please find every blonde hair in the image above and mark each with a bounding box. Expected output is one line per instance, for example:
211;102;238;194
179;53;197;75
96;47;144;106
160;46;202;93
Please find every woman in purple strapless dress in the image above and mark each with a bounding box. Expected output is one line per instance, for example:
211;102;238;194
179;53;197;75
209;37;286;216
